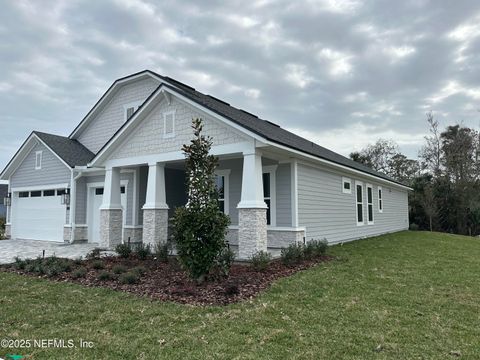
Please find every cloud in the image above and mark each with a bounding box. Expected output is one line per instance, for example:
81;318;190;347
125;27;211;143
1;0;480;168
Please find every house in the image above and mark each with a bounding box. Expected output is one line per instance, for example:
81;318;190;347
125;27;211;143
0;70;410;259
0;184;7;219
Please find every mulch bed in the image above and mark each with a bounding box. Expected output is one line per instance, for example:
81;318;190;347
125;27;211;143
1;255;334;306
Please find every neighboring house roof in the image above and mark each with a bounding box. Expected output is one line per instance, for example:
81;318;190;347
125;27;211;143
33;131;94;167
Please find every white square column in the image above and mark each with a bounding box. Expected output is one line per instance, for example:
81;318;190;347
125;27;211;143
237;149;268;259
100;167;123;248
142;162;169;246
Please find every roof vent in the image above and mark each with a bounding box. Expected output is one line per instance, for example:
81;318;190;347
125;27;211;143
239;109;258;118
265;120;280;128
207;95;230;106
164;77;195;92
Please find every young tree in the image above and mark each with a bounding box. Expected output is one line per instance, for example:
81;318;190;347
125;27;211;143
172;118;231;284
419;112;442;177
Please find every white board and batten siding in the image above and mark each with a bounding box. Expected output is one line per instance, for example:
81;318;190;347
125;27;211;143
297;162;409;244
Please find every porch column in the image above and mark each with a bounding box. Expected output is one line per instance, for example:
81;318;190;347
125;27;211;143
100;167;123;248
237;149;268;259
142;162;169;247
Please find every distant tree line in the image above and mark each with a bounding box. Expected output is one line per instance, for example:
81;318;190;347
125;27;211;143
350;112;480;236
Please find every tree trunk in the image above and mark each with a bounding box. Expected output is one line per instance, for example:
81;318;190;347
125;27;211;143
429;216;433;232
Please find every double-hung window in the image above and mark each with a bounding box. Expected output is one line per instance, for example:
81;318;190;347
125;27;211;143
262;166;277;226
215;170;230;215
378;186;383;213
366;183;374;225
355;181;364;226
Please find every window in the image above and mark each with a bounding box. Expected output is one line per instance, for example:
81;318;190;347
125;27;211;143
163;111;175;138
95;188;104;196
31;190;42;197
378;186;383;213
367;184;374;225
121;186;126;194
263;173;272;225
19;191;29;198
35;151;42;170
355;181;364;226
43;190;55;197
215;170;230;215
124;101;142;122
57;189;67;196
342;177;351;194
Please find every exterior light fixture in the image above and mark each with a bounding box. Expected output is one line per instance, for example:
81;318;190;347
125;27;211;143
61;189;70;206
3;192;11;207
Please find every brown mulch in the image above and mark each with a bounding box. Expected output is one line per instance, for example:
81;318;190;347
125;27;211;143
1;255;334;306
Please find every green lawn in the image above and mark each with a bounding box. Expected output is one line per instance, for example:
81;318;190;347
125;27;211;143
1;231;480;359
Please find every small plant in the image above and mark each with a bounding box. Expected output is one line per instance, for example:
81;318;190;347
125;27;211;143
91;260;105;270
250;251;272;271
72;267;87;279
224;282;240;296
112;265;127;274
13;256;26;270
46;265;60;278
304;239;328;259
154;242;170;262
86;248;102;260
119;272;139;284
134;243;151;260
97;271;113;281
281;243;305;266
132;266;146;276
73;257;83;265
409;223;420;231
210;247;236;279
115;243;132;259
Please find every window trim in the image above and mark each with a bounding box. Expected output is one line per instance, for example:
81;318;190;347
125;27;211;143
163;110;176;139
366;183;374;225
355;180;364;226
123;101;143;122
35;151;42;170
263;165;277;227
342;177;352;194
215;169;231;215
378;186;383;213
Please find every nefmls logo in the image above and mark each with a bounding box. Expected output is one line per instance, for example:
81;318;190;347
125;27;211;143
1;355;25;360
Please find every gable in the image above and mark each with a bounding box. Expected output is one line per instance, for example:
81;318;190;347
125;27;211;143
76;76;160;154
10;142;70;188
109;96;249;161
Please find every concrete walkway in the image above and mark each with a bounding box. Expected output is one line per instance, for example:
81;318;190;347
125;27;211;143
0;239;107;264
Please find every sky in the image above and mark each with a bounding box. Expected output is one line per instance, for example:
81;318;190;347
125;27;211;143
1;0;480;170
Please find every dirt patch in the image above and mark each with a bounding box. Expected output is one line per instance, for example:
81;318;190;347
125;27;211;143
1;255;334;306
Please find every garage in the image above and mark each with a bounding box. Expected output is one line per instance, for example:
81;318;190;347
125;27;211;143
11;189;66;242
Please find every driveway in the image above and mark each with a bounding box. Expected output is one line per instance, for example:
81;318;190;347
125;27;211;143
0;239;109;264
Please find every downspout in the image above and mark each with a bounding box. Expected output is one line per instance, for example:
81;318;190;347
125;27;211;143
70;169;83;243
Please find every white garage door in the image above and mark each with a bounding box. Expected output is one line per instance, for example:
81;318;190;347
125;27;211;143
12;190;66;242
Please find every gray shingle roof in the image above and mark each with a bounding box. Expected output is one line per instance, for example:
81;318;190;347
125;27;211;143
157;81;405;186
34;131;94;167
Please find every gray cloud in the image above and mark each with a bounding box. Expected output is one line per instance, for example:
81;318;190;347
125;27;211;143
2;0;480;169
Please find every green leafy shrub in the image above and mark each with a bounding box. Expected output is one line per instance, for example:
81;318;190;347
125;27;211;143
134;243;151;260
211;247;236;278
132;266;146;276
119;272;139;284
46;265;60;278
13;256;26;270
281;243;305;266
154;242;170;262
409;223;420;231
91;260;105;270
112;265;127;274
250;251;272;271
72;267;87;279
172;118;231;283
304;239;328;259
115;243;132;259
97;271;113;281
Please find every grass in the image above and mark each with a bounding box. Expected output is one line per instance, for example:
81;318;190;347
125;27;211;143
1;231;479;359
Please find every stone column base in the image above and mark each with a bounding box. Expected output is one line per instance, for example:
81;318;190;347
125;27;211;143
142;208;168;247
5;224;11;239
63;226;72;242
100;209;123;249
124;227;143;244
238;208;267;260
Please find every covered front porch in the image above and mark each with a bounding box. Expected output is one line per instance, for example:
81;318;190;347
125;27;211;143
86;149;304;259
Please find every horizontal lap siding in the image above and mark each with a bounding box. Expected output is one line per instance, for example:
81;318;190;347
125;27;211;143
10;143;70;188
276;163;292;226
298;163;408;244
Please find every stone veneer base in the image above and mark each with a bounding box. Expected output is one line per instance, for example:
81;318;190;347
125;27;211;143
5;224;11;239
100;209;123;249
238;208;267;260
124;227;143;244
142;209;168;246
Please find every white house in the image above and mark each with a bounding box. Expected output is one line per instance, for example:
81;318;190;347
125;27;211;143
0;70;410;259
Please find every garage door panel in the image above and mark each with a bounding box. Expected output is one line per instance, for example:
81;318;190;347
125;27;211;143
13;194;65;242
